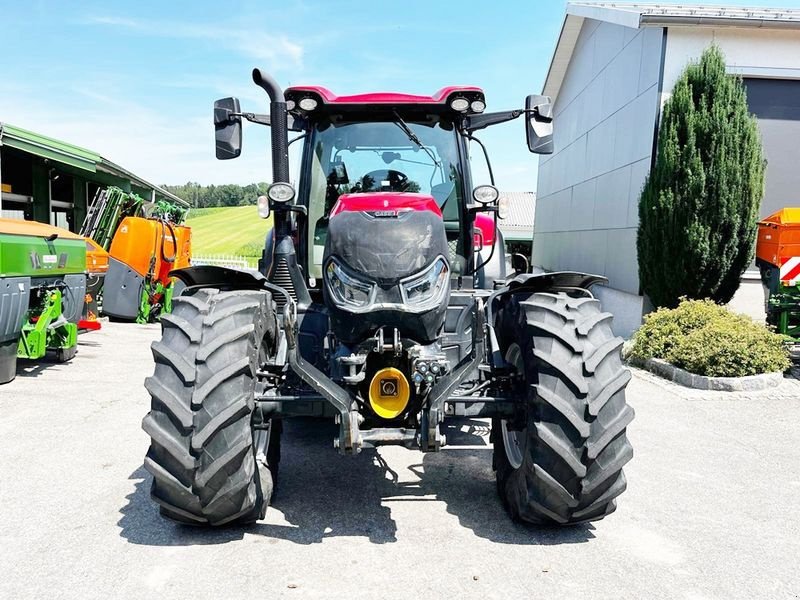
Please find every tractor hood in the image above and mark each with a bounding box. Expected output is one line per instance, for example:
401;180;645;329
322;192;451;344
325;192;448;281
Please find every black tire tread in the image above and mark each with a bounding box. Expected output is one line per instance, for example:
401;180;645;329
493;291;634;525
142;289;278;526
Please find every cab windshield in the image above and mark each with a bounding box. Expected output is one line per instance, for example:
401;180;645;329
306;119;465;278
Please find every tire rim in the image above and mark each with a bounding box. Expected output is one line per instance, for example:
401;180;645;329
254;426;271;466
501;343;526;470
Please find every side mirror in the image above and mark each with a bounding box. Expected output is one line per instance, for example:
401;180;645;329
214;97;242;160
525;94;554;155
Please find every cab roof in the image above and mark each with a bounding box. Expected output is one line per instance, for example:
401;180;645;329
284;85;486;117
286;85;484;105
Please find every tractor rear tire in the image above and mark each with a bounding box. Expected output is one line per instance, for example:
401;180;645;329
142;288;279;526
492;292;634;525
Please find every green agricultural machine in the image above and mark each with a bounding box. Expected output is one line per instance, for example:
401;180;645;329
0;218;87;384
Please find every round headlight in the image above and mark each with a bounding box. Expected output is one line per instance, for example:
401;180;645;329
298;97;318;111
470;100;486;113
268;183;295;203
472;184;499;205
450;97;469;112
286;99;296;111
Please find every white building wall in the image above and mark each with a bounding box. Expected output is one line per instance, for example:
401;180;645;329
533;19;664;335
662;27;800;97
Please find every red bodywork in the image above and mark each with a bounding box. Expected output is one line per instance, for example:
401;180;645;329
285;86;484;106
473;213;496;247
330;193;442;218
330;193;495;248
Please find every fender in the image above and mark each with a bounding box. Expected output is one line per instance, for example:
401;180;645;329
503;270;607;295
170;265;267;291
489;272;608;321
485;271;609;370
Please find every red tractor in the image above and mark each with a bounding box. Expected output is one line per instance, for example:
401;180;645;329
142;70;634;527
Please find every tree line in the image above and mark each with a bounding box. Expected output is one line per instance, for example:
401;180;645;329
161;182;270;208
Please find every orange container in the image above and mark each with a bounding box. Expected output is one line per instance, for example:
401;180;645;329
109;217;192;280
158;224;192;282
84;237;109;275
756;208;800;268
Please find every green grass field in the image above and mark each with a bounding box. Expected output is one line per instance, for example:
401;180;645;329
186;206;272;266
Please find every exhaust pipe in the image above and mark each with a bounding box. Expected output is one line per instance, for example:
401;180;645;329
252;69;290;184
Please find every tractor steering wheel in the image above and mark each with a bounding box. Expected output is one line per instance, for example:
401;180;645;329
358;169;411;192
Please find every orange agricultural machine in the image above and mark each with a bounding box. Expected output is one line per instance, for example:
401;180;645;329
756;208;800;338
103;215;191;322
80;187;191;322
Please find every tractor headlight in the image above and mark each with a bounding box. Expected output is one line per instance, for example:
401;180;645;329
325;258;374;308
268;183;295;203
400;257;449;308
473;184;499;205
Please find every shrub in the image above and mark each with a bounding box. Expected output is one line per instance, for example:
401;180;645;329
637;46;765;308
631;299;790;377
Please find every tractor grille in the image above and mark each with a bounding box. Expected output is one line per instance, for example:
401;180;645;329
270;257;295;310
448;239;459;264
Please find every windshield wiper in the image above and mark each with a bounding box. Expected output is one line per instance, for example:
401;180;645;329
392;111;441;168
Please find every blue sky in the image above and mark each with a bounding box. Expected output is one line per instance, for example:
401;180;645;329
2;0;799;191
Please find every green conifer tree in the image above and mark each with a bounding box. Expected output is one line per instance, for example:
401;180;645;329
637;46;765;308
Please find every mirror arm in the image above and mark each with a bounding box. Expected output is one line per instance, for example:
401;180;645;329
463;109;524;133
463;106;553;133
230;112;271;126
524;107;553;123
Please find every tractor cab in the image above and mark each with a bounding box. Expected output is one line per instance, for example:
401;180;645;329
285;86;490;288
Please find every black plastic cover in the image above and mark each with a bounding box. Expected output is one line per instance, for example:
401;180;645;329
323;207;450;343
325;209;449;281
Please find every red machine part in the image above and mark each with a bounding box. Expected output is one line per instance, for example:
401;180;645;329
329;193;442;218
78;319;102;331
473;213;496;248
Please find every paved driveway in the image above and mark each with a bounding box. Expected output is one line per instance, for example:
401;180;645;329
1;322;798;599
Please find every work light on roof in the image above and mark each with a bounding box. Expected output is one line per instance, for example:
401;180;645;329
470;100;486;113
298;97;318;111
450;97;470;112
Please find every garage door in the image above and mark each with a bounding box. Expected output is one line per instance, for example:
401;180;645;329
743;78;800;219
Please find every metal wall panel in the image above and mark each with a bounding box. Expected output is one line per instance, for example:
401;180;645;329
534;21;665;295
743;78;800;220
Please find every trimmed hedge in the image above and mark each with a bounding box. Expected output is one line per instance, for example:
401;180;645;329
630;299;790;377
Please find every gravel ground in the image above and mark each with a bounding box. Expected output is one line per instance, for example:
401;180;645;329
1;321;799;600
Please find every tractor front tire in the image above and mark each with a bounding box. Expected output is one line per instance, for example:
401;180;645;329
142;288;278;526
493;292;634;525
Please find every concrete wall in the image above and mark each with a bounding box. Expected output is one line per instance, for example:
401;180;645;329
533;19;664;335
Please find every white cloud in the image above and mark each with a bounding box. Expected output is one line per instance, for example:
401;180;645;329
81;15;304;68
